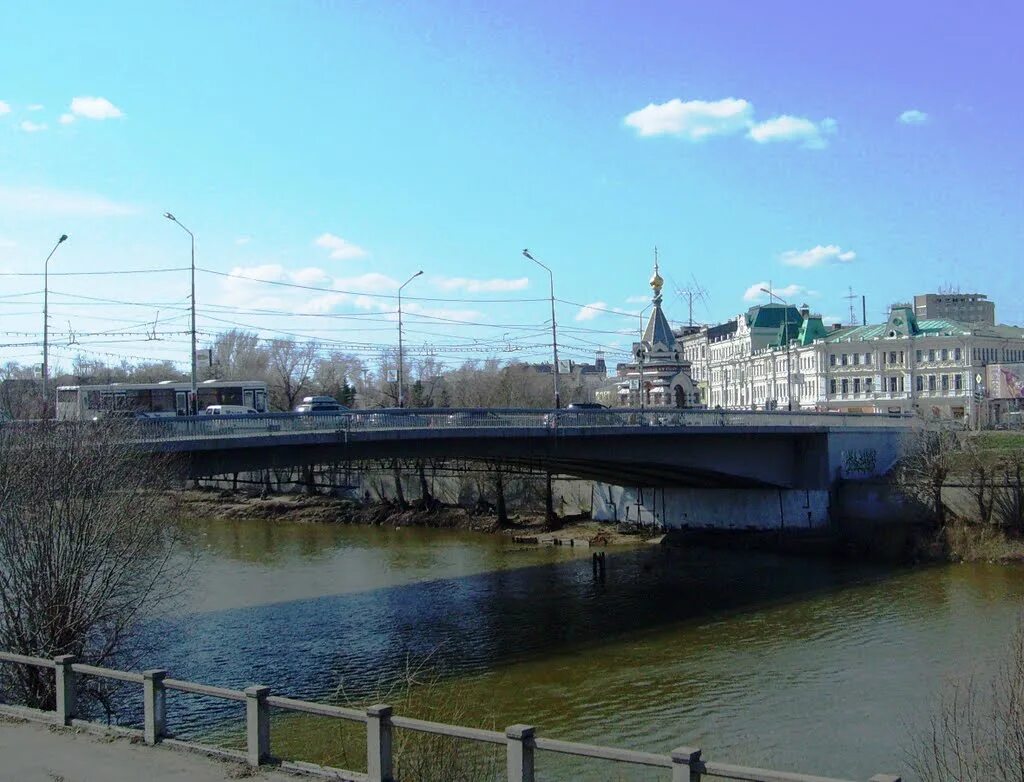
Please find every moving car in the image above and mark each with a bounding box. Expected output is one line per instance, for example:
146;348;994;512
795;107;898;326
294;395;348;413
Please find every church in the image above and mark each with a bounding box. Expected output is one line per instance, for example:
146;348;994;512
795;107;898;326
615;255;701;408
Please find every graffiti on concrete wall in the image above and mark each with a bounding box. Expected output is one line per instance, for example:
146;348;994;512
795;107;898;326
842;448;878;476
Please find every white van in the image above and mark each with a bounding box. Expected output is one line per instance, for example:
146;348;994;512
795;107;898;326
202;405;259;416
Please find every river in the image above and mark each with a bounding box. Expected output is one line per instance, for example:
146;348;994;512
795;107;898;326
135;518;1023;781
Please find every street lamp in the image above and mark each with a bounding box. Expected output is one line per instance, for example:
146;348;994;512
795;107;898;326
164;212;197;414
397;270;423;408
42;233;68;418
760;287;793;412
522;249;560;408
637;346;648;412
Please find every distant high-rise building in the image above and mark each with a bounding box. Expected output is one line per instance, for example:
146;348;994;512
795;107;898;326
914;293;995;325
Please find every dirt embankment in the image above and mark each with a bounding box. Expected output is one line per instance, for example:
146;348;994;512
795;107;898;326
178;489;655;546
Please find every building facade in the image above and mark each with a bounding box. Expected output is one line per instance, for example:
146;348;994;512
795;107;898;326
678;297;1024;422
914;292;995;326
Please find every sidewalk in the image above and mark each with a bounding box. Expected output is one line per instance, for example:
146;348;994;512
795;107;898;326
0;716;300;782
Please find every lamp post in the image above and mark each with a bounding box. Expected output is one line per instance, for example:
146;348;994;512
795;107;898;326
164;213;197;414
760;287;793;412
522;249;560;408
637;346;648;412
42;233;68;418
397;270;423;408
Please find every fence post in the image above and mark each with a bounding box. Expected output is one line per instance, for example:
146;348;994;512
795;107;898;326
366;704;393;782
671;746;703;782
244;685;271;766
53;655;76;725
142;669;167;745
869;776;902;782
506;724;535;782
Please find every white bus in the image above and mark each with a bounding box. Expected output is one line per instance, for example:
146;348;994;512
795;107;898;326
56;379;269;420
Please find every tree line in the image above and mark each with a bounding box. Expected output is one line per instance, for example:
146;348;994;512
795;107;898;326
0;328;605;417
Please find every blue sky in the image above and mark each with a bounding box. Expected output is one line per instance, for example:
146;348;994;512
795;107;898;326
1;0;1022;371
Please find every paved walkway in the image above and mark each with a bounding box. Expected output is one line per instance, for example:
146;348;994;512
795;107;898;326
0;717;300;782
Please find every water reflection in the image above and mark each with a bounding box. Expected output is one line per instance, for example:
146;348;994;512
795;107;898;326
135;519;1024;781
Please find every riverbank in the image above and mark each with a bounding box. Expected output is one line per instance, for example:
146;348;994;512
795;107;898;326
178;489;657;546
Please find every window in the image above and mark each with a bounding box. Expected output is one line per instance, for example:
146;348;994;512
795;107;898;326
865;353;872;365
929;349;936;361
916;350;923;362
929;375;936;391
830;354;836;366
854;378;861;393
941;375;949;391
889;351;898;364
865;378;873;392
830;379;837;394
955;374;962;390
841;353;848;366
853;353;860;365
841;379;849;394
941;348;949;361
916;376;924;392
954;348;961;361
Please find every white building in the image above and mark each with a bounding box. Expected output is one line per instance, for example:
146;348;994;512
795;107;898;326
679;298;1024;422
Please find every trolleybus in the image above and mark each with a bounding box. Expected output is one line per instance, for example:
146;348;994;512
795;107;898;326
55;379;269;420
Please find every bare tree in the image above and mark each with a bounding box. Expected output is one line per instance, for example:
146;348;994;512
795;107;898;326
910;620;1024;781
267;338;319;410
0;421;187;711
207;329;270;380
895;427;963;524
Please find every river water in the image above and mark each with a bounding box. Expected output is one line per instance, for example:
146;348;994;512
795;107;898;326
136;518;1023;781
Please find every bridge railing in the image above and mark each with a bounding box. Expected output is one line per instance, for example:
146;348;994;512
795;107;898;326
127;407;912;441
0;650;900;782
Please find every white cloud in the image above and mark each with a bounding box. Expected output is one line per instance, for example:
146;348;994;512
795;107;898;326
0;101;10;115
435;276;529;293
19;120;47;133
748;115;837;149
314;232;368;260
624;98;753;140
69;96;124;120
743;282;810;303
0;185;137;217
779;244;856;268
899;109;928;125
27;104;43;112
575;301;608;321
59;113;75;125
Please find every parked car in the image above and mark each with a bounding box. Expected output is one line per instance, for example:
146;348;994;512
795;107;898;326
294;395;348;413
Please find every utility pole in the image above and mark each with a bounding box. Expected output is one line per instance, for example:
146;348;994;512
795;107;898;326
164;213;197;413
397;271;423;408
760;287;794;412
522;249;560;408
41;234;69;418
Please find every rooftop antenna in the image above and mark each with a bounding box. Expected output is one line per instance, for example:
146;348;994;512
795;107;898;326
674;273;710;327
844;286;858;326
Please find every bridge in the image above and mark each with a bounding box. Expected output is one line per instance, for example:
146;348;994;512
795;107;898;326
134;408;913;489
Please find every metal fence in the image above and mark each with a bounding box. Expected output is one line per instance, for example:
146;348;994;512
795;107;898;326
0;650;901;782
128;407;913;442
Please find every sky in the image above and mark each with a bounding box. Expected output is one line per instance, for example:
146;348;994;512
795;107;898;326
1;0;1022;374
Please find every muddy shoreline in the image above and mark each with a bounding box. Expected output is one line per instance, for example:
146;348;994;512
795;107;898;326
178;489;658;546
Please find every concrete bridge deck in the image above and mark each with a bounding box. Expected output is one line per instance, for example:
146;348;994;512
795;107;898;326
130;408;913;489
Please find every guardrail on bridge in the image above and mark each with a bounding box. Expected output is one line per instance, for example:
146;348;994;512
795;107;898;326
0;650;901;782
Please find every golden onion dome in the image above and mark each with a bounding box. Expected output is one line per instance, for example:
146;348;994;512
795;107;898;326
649;269;664;293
